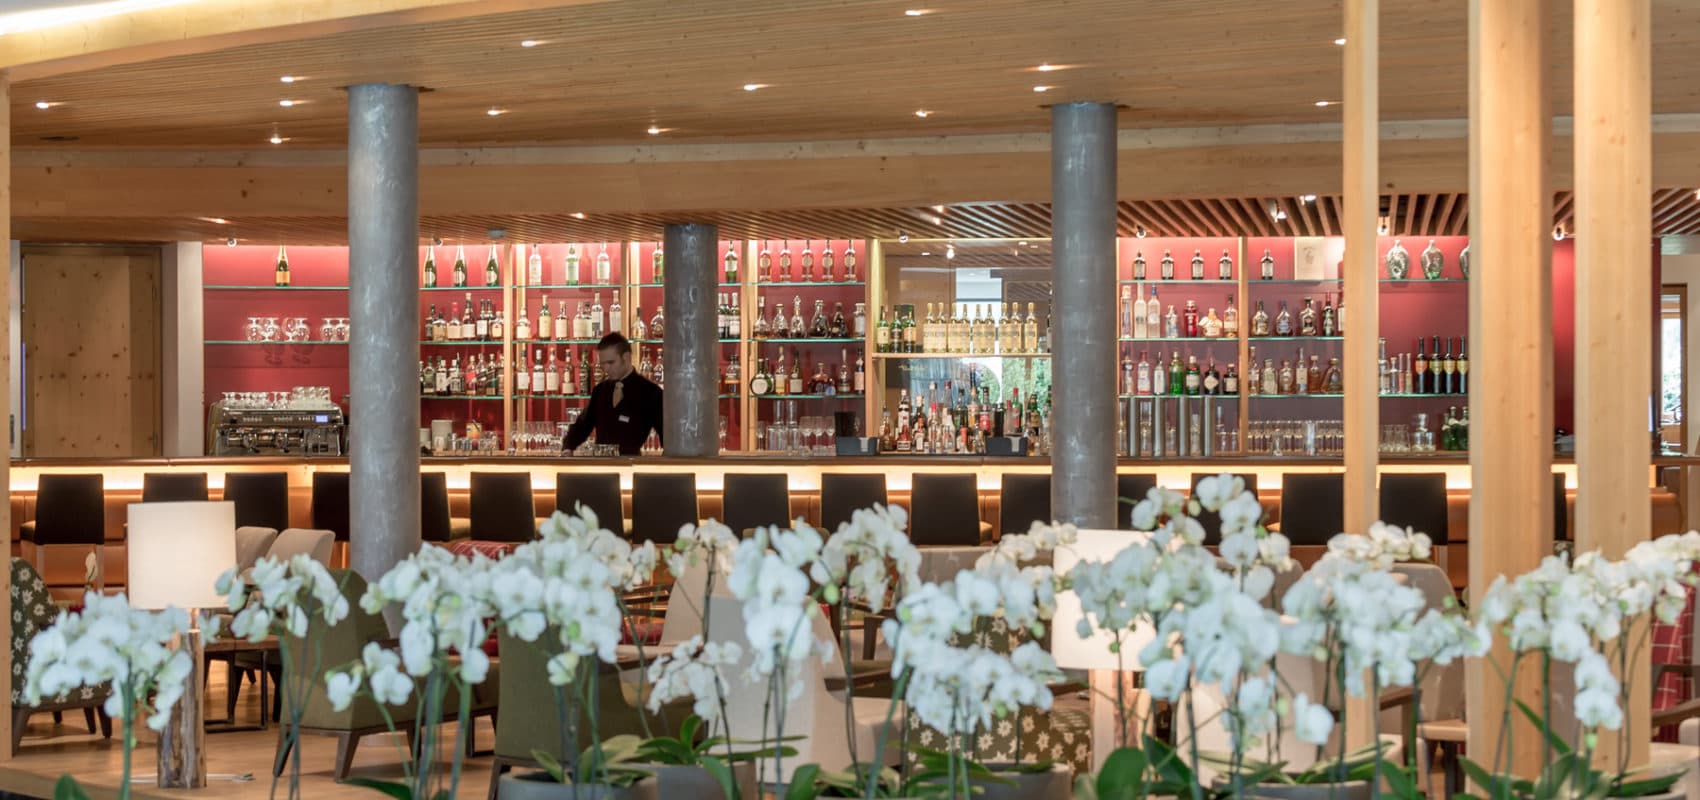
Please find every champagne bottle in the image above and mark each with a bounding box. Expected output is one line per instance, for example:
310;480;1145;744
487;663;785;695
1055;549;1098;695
452;245;468;288
485;246;501;287
275;245;291;287
423;247;437;288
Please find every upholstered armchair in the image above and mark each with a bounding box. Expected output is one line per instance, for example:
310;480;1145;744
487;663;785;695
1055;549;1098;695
10;558;111;753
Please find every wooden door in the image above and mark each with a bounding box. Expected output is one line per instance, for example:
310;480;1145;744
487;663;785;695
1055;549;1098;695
22;247;161;457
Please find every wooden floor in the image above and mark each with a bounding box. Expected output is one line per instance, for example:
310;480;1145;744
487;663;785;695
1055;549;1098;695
0;667;501;800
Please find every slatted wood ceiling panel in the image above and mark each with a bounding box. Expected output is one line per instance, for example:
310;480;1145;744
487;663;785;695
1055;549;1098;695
11;0;1700;149
19;191;1700;245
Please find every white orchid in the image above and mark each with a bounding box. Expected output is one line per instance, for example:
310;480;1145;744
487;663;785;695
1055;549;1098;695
644;635;744;723
24;592;199;733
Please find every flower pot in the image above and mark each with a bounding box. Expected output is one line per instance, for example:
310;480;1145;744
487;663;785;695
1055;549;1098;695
497;772;660;800
1217;780;1374;800
971;764;1073;800
640;761;757;799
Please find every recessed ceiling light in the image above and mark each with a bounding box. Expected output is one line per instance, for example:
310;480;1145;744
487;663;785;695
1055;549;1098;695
932;205;946;213
647;125;663;135
33;100;50;109
486;107;508;116
1694;188;1699;200
1300;194;1318;203
269;135;287;145
279;99;300;107
1018;240;1028;246
904;8;930;16
742;83;769;92
1036;63;1057;72
932;216;944;225
280;75;301;83
921;251;932;256
914;109;932;118
520;39;540;47
1335;37;1347;46
1033;85;1053;93
210;217;228;224
1315;100;1337;107
572;212;586;219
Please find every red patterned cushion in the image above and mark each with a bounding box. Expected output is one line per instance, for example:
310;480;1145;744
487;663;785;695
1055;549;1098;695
445;540;519;560
1652;562;1696;743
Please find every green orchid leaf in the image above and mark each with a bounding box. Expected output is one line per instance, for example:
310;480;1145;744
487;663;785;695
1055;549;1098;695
1074;771;1101;800
1514;700;1573;757
344;777;418;800
530;749;566;784
786;763;823;800
701;755;742;800
51;776;91;800
1612;772;1685;798
1096;746;1149;800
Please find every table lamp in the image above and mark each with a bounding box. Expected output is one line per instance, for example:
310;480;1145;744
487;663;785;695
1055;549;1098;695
1052;528;1158;771
128;500;236;789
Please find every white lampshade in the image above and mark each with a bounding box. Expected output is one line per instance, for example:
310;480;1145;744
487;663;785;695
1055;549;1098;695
1051;528;1157;671
127;501;236;611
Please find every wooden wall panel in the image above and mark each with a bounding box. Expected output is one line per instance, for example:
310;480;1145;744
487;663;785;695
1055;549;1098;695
21;247;161;457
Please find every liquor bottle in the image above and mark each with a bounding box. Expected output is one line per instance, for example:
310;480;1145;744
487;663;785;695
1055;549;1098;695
789;296;806;338
1298;297;1318;336
1223;295;1239;337
1223;363;1239;395
565;244;580;285
1136;350;1153;395
557;301;573;340
454;295;470;339
638;350;654;381
590;292;606;338
778;245;793;282
1000;302;1018;352
1278;360;1294;395
749;358;773;396
275;245;291;287
1338;296;1347;334
1308;355;1323;393
715;295;728;339
1248;346;1260;389
821;242;836;281
1190;250;1205;280
545;350;562;394
489;301;505;340
485;247;501;287
1217;250;1234;280
788;349;804;394
922;303;938;351
1321;294;1337;337
448;356;464;395
1133;251;1148;280
1261;359;1278;395
434;357;449;395
1414;338;1429;394
538;295;553;340
1145;287;1161;338
609;293;624;335
1457;337;1469;394
1183;300;1199;338
1168;352;1184;395
903;307;920;353
1323;358;1344;393
1184;356;1203;395
810;299;829;338
1429;336;1444;393
648;305;665;339
452;245;468;288
652;243;664;283
1201;307;1223;338
831;303;847;338
531;349;546;395
1244;302;1271;336
800;241;816;281
515;299;532;341
1160;249;1176;280
1121;353;1136;395
1152;354;1168;396
853;302;867;337
974;305;992;354
875;307;891;352
1023;303;1039;354
527;243;544;285
757;242;773;282
843;242;858;281
578;350;592;394
1292;348;1308;395
1203;360;1221;394
1120;286;1134;338
1132;285;1149;339
1274;301;1294;336
724;352;741;391
424;304;439;340
423;247;438;288
1441;337;1457;393
1163;304;1180;339
854;352;865;392
475;298;491;340
595;243;612;283
1260;249;1275;280
445;302;462;341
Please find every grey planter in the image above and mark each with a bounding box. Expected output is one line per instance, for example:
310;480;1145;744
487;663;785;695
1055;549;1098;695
972;764;1074;800
1219;780;1374;800
642;761;758;799
497;772;660;800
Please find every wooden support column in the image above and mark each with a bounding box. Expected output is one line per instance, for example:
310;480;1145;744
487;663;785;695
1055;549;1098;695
1467;0;1552;781
0;70;13;760
1341;0;1380;534
1339;0;1380;751
1574;0;1652;770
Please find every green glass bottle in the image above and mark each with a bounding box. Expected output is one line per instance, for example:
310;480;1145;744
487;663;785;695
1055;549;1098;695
1168;352;1184;395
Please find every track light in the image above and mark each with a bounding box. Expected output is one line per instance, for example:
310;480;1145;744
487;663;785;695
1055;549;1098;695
898;231;910;243
1135;225;1147;239
946;243;956;260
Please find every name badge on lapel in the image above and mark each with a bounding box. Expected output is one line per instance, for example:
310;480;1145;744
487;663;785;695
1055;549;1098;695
618;415;631;423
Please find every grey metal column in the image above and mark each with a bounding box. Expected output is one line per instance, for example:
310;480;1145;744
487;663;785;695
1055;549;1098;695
347;83;420;591
663;223;719;456
1050;102;1118;528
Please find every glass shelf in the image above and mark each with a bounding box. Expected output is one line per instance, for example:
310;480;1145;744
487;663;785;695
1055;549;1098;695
1248;278;1345;284
870;352;1051;359
421;340;501;346
758;337;862;344
1380;278;1470;284
753;393;865;400
421;394;504;401
1250;393;1345;399
1118;279;1237;285
205;340;347;345
1118;337;1235;343
517;394;591;401
1381;392;1468;398
205;285;349;291
519;283;625;291
717;394;740;399
515;338;605;345
1118;393;1241;399
1250;336;1345;342
421;285;504;292
754;280;869;288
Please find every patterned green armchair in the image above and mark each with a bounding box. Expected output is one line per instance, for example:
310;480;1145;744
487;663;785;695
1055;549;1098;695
10;558;111;753
903;616;1091;776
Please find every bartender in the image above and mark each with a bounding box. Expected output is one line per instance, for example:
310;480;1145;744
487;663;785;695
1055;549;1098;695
562;332;664;455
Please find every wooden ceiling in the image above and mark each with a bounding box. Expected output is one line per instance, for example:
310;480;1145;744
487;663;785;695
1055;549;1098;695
11;0;1700;149
18;190;1700;245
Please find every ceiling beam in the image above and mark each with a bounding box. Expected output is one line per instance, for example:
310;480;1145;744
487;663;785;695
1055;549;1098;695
0;0;589;80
